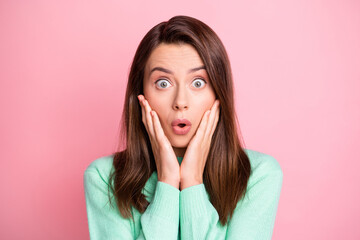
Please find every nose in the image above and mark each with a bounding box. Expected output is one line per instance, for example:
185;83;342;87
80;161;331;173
172;86;188;111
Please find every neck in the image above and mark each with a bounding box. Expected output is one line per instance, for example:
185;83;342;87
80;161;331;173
173;147;186;158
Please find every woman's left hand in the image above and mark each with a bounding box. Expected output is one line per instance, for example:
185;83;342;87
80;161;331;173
180;99;220;190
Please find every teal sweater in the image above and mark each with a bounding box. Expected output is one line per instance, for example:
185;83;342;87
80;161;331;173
84;149;283;239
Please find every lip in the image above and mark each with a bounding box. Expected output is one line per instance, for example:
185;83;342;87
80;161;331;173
171;119;192;127
171;119;192;135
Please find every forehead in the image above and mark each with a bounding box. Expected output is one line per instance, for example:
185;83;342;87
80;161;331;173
145;43;204;73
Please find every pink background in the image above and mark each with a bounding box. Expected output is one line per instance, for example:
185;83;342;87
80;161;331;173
1;0;359;239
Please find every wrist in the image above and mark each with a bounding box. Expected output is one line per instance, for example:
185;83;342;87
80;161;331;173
158;178;180;189
180;178;203;191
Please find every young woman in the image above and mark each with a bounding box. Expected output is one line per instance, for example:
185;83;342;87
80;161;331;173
84;15;283;240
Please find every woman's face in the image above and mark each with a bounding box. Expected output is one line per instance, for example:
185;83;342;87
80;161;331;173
143;43;216;157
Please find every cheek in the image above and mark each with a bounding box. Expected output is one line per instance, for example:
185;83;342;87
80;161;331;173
147;97;164;112
193;98;215;122
199;96;216;111
146;98;167;123
198;96;216;118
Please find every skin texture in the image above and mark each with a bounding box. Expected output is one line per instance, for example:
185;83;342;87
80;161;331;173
138;43;220;190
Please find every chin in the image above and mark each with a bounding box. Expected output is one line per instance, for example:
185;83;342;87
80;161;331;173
168;135;191;148
171;143;188;148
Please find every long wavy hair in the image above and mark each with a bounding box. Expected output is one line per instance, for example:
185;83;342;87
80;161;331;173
108;15;251;226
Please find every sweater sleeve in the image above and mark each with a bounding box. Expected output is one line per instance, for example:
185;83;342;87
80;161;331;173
180;183;224;239
84;169;180;240
179;155;283;240
225;156;283;239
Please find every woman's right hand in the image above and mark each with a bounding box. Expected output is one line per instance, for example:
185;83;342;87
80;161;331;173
138;94;180;189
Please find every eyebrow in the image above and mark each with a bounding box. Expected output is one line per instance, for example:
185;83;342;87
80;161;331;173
149;65;206;76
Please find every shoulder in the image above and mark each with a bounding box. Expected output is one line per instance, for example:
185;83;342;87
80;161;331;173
243;149;283;191
83;154;115;185
226;150;283;237
244;149;282;175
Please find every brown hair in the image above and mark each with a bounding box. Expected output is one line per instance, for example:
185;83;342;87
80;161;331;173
108;15;251;226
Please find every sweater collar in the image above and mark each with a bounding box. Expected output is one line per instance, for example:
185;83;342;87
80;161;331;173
177;156;183;165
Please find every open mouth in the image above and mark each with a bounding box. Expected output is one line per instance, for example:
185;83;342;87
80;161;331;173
171;118;192;135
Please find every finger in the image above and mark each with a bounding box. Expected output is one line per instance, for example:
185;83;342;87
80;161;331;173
143;99;155;138
205;100;220;139
195;109;211;140
138;95;155;139
138;95;148;131
210;102;220;136
151;110;168;143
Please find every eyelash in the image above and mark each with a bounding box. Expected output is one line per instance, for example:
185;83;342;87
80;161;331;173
155;78;207;89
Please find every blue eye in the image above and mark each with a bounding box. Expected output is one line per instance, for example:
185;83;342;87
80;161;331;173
192;78;206;88
155;79;171;89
